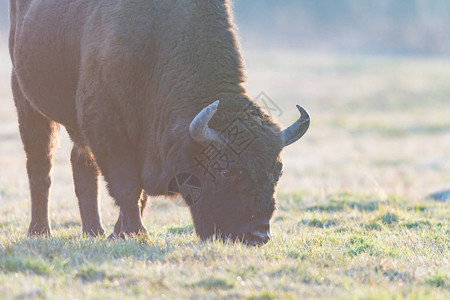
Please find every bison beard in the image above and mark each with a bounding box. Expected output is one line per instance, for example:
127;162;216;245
10;0;309;245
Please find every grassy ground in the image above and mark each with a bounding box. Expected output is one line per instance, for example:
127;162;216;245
0;43;449;299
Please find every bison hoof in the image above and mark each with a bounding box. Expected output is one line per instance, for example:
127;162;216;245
83;227;106;237
122;226;147;237
28;222;51;237
107;228;147;240
107;232;126;240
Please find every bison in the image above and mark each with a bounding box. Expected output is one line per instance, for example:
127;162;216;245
9;0;310;245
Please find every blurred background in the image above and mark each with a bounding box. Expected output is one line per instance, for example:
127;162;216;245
234;0;450;55
2;0;450;54
0;0;449;221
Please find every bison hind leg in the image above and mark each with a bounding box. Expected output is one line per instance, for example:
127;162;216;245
12;73;57;237
68;130;105;237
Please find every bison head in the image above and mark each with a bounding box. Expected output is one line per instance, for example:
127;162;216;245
174;100;309;245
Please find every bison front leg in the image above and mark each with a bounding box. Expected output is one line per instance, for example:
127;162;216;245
110;191;148;238
106;177;146;237
94;158;146;238
78;106;146;237
12;74;58;237
69;141;105;236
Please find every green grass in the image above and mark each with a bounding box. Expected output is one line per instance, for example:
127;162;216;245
0;194;448;299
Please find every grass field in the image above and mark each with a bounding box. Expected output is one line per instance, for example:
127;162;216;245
0;43;449;299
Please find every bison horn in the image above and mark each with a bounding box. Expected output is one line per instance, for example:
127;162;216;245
281;105;310;147
189;100;223;146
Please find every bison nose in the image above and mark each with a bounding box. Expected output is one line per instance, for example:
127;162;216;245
255;223;270;234
245;223;271;246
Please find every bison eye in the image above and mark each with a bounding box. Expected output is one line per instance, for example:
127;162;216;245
220;168;243;179
220;169;234;178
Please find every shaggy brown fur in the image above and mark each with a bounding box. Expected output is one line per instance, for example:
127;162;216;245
10;0;299;242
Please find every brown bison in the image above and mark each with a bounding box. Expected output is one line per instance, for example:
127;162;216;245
9;0;309;245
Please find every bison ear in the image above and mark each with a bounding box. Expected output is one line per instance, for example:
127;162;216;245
281;105;310;147
189;100;223;146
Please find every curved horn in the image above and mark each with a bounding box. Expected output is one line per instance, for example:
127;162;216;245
281;105;310;147
189;100;223;146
